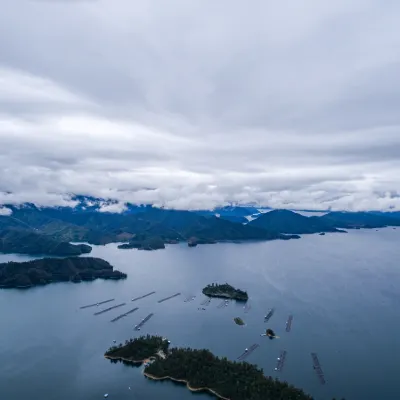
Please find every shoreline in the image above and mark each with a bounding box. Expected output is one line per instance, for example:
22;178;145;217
143;372;230;400
104;354;155;364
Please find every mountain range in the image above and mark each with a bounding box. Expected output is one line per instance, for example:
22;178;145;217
1;198;399;256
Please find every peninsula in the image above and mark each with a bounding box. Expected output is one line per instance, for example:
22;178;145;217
202;283;248;301
0;257;126;289
105;335;315;400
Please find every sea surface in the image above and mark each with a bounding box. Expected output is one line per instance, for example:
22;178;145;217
1;228;399;400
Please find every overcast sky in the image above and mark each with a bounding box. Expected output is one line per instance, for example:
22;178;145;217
1;0;400;211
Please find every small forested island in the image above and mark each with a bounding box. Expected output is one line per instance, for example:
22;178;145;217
118;234;166;251
105;335;316;400
234;317;245;326
105;335;169;363
0;257;126;289
266;328;276;338
202;283;248;301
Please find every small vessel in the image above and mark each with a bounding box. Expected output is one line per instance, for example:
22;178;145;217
104;394;109;398
264;308;275;322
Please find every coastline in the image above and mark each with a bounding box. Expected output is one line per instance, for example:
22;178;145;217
104;354;155;364
143;372;230;400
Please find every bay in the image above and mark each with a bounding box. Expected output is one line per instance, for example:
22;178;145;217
1;228;399;400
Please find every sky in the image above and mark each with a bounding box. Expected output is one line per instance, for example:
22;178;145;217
1;0;400;212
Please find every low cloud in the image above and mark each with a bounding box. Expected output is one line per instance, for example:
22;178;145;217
0;206;12;216
1;0;400;211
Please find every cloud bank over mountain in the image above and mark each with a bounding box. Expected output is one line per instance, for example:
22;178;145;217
1;0;400;211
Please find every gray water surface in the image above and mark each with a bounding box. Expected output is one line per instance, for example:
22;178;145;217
1;228;399;400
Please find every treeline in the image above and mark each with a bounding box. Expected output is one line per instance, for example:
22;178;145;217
203;283;248;301
0;257;126;288
145;347;313;400
105;335;169;360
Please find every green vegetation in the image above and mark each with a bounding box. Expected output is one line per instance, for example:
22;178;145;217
0;257;126;289
266;328;276;338
202;283;248;301
144;346;314;400
105;335;169;362
118;234;165;250
234;317;245;325
0;228;92;256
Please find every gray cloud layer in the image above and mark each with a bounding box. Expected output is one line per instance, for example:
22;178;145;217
1;0;400;211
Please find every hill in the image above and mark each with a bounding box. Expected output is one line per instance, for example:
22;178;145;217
0;228;92;256
0;257;126;288
248;209;342;234
320;211;400;229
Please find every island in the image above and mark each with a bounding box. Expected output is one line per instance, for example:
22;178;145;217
118;234;166;251
0;228;92;256
202;283;248;301
105;335;315;400
234;317;245;326
0;257;127;289
266;328;276;338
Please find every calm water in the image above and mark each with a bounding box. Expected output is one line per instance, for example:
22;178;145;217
1;229;399;400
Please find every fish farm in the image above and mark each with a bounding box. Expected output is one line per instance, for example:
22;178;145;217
110;307;139;322
311;352;326;384
217;299;230;309
264;308;275;322
130;291;156;302
275;350;287;372
93;303;126;316
244;302;251;313
79;299;115;309
286;315;293;332
157;293;181;303
134;313;154;331
200;297;211;306
237;343;259;361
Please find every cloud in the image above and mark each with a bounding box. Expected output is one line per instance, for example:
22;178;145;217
1;0;400;211
0;206;12;216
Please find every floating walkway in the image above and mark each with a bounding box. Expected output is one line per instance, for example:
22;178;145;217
110;307;139;322
200;297;211;306
93;303;126;316
80;299;115;309
157;293;181;303
131;291;156;302
275;350;287;372
285;315;293;332
244;302;251;313
311;353;326;384
264;308;275;322
134;313;154;331
237;343;259;361
217;299;230;309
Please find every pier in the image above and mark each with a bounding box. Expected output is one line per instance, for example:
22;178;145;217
237;343;259;361
80;298;115;309
264;308;275;322
184;295;196;303
93;303;126;316
157;293;181;303
200;297;211;306
110;307;139;322
217;299;230;309
275;350;287;372
285;315;293;332
134;313;154;331
311;353;326;384
130;291;156;302
244;302;251;313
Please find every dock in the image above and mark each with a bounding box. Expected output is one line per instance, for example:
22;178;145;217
130;291;156;302
110;307;139;322
157;293;181;303
264;308;275;322
200;297;211;306
285;315;293;332
311;353;326;384
80;299;115;309
217;299;230;309
275;350;287;372
244;302;251;313
237;343;259;361
93;303;126;316
134;313;154;331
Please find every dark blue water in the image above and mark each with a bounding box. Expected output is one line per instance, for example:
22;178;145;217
1;229;399;400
